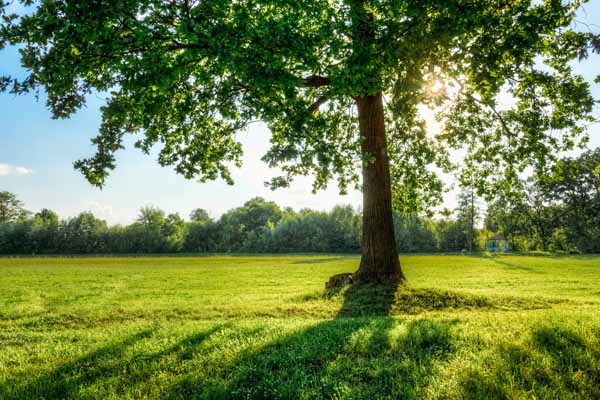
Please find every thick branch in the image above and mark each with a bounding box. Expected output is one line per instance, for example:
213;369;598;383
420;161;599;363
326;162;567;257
302;75;331;87
308;94;329;113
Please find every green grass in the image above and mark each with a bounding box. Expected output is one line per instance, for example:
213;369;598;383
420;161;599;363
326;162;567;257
1;255;599;399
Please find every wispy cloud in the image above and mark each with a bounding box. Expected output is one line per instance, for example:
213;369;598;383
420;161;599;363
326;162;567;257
0;163;34;176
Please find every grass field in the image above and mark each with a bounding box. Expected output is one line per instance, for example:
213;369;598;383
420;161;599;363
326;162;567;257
1;255;599;399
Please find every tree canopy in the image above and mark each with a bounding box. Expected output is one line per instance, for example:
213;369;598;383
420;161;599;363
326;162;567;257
1;0;597;211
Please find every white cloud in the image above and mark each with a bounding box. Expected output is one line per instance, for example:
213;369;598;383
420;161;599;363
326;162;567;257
0;163;34;176
14;166;34;175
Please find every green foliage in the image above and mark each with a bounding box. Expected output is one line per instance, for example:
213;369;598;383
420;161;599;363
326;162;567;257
125;207;187;253
189;208;212;224
393;214;437;253
548;227;576;253
1;255;600;399
270;206;362;253
544;148;600;252
433;217;469;253
217;197;282;252
454;186;481;251
0;194;484;255
484;148;600;253
184;220;219;253
1;0;597;212
476;227;493;251
0;191;28;223
60;212;109;254
2;147;599;257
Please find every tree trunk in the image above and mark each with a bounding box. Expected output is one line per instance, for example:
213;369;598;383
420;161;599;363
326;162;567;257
354;94;405;284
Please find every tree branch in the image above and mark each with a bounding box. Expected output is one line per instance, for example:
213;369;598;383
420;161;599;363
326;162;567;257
302;75;331;87
452;77;515;140
308;94;329;113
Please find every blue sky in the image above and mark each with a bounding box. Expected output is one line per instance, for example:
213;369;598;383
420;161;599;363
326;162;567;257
1;3;599;225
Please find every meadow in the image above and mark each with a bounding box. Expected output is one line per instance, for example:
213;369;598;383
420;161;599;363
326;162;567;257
1;255;599;399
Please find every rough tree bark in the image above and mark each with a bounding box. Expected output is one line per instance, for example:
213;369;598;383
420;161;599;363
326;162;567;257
345;0;405;285
353;94;405;284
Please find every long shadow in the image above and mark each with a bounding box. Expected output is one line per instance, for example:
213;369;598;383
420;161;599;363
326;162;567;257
1;330;153;400
456;325;600;399
3;283;458;400
165;281;457;399
1;326;222;400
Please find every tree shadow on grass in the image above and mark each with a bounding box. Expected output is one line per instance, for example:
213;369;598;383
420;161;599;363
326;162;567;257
1;326;223;400
9;283;591;399
325;284;551;314
1;329;151;400
166;282;458;399
456;325;600;399
2;283;459;400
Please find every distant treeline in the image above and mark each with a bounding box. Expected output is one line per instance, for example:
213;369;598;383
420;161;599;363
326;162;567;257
1;148;598;255
483;148;600;254
0;195;480;255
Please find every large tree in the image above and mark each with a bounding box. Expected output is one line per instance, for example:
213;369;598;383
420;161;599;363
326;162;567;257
1;1;597;283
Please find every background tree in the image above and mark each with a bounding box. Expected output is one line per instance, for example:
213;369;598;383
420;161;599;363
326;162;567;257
431;211;454;254
218;197;282;252
30;209;60;254
1;176;599;255
128;206;169;253
483;148;600;253
484;195;525;250
520;180;561;251
455;186;481;252
164;212;186;252
484;182;556;251
184;220;219;253
0;191;28;223
105;224;132;254
1;0;598;283
60;212;108;254
543;149;600;252
190;208;212;224
393;214;437;253
435;214;469;253
328;205;362;253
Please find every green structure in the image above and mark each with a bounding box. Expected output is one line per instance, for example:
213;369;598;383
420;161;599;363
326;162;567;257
487;234;509;253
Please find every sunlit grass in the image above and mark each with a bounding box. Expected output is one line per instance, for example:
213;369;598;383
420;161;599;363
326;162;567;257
1;255;599;399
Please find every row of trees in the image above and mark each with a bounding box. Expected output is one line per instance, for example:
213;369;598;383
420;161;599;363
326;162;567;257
484;149;600;254
0;194;483;255
1;147;598;255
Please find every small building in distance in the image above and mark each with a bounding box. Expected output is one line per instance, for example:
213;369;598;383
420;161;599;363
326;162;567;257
487;234;509;253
